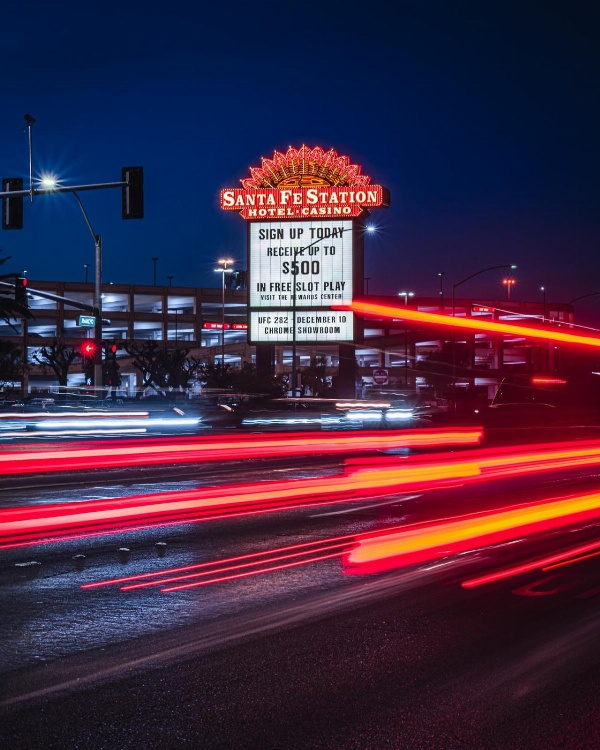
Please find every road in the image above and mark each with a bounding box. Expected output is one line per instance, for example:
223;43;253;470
1;430;600;748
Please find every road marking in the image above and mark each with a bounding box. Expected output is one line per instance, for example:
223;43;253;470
310;494;421;518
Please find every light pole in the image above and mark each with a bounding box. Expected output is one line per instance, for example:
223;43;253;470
214;258;234;367
569;292;600;304
398;291;414;386
451;264;516;414
84;263;90;283
168;308;182;345
152;257;159;286
451;264;517;316
167;276;173;287
503;277;516;300
438;272;445;309
540;286;546;320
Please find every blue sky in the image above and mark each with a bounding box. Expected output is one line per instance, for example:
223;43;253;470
1;0;599;316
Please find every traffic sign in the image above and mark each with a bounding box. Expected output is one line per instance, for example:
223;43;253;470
372;368;389;385
78;315;96;327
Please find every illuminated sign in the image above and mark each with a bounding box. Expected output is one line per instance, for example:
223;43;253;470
472;306;494;314
231;323;248;330
221;145;389;220
250;220;353;309
203;322;230;330
78;315;96;327
221;186;387;219
250;311;353;343
222;145;389;345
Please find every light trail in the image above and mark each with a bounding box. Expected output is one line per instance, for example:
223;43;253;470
83;534;356;592
0;428;482;477
3;439;600;549
461;538;600;588
338;300;600;349
344;488;600;576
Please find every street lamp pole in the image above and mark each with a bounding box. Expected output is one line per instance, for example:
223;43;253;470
503;277;516;300
289;229;351;397
215;259;234;367
152;257;159;286
569;291;600;304
540;286;546;320
451;264;517;317
450;263;516;414
438;272;445;310
84;263;90;283
398;291;414;386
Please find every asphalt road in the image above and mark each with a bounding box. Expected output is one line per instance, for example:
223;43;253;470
1;441;600;748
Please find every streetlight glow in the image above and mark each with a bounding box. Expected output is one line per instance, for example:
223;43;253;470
39;173;59;189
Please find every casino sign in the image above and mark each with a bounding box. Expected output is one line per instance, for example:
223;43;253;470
220;145;389;345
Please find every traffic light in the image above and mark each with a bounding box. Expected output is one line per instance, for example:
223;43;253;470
14;276;28;308
122;166;144;219
2;178;24;230
81;341;98;359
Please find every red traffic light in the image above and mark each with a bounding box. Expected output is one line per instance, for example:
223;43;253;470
81;341;98;357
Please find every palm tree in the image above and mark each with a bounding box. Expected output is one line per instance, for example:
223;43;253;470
0;252;33;325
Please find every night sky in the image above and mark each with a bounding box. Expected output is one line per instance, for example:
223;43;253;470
1;0;599;318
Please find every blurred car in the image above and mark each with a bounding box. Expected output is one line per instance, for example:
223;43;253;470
482;373;600;429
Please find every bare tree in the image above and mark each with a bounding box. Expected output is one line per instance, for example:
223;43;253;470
32;341;82;387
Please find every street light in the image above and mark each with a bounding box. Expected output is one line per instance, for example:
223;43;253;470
37;174;104;390
540;286;546;319
438;272;445;309
398;291;414;386
151;257;159;286
503;277;516;300
84;263;90;283
214;258;234;367
451;264;517;316
450;263;516;414
569;292;600;304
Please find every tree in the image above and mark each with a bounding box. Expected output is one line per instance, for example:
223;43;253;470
230;362;286;396
123;341;193;395
31;341;82;387
0;340;26;392
300;356;331;397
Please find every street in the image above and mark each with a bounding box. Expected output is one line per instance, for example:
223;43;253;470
1;431;600;748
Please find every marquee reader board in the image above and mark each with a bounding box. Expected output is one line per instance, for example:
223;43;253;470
249;219;353;309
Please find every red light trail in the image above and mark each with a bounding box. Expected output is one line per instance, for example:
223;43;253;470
3;439;600;550
83;534;356;593
338;300;600;349
0;428;482;477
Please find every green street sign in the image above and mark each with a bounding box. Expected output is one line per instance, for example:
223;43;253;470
78;315;96;327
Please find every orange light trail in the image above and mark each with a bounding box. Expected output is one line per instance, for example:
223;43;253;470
338;300;600;349
0;428;482;477
3;439;600;549
344;488;600;576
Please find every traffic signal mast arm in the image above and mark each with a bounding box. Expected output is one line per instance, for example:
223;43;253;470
0;179;125;199
0;280;110;322
1;167;143;227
